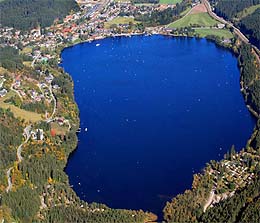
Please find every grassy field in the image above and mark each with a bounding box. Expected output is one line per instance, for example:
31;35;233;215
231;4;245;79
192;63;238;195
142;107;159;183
21;46;32;55
51;122;67;135
194;28;234;39
0;67;8;74
180;6;191;16
159;0;182;4
168;12;218;28
104;17;139;29
0;91;43;123
23;61;32;67
235;4;260;20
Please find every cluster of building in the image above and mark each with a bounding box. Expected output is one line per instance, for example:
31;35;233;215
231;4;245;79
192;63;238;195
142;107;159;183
0;0;180;66
208;151;259;194
11;73;54;105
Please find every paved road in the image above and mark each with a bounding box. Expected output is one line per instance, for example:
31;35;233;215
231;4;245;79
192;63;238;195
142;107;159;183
167;6;194;27
6;125;31;193
46;84;57;123
17;125;32;162
6;167;13;193
202;0;249;43
31;52;41;67
203;1;260;68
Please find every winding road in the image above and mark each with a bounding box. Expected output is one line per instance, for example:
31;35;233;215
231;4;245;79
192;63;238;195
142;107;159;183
6;167;13;193
5;79;58;193
6;125;31;192
203;188;215;212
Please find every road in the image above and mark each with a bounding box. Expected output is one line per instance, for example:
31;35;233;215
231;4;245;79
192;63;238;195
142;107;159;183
202;0;249;43
46;84;57;123
31;52;41;67
167;6;194;27
203;188;215;212
10;83;23;99
17;125;32;162
203;0;260;73
6;167;13;193
6;125;31;193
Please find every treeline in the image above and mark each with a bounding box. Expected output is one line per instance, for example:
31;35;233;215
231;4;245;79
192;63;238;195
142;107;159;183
210;0;260;48
163;171;212;222
135;0;189;26
0;0;79;30
211;0;260;20
131;0;159;4
0;46;31;71
42;206;150;223
201;176;260;223
239;8;260;48
163;154;260;222
239;43;260;114
1;186;40;222
0;108;23;167
19;153;68;191
163;43;260;222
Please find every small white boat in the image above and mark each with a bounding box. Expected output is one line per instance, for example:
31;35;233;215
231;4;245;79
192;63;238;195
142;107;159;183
85;128;88;132
96;43;100;47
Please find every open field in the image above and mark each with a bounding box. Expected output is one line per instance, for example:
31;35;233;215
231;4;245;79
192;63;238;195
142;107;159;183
180;6;191;16
0;91;43;122
168;12;218;28
0;67;8;74
23;61;32;67
104;16;139;29
235;4;260;20
194;28;233;39
51;122;68;135
159;0;182;4
190;3;207;14
21;46;32;55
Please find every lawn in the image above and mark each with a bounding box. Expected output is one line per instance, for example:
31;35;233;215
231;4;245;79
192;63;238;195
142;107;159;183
21;46;32;55
0;91;43;123
235;4;260;20
168;12;218;28
104;17;139;29
180;6;191;16
159;0;182;4
23;61;32;67
50;122;68;135
194;28;234;39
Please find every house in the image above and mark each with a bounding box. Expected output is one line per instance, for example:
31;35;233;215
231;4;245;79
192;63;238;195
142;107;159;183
31;129;44;141
217;24;225;29
0;88;7;97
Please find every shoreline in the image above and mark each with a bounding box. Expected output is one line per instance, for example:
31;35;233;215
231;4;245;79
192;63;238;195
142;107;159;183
60;32;259;216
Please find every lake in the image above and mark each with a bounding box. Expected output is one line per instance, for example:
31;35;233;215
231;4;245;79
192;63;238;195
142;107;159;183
61;35;255;217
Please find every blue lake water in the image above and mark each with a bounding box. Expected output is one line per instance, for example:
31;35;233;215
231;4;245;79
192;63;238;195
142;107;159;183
61;35;255;216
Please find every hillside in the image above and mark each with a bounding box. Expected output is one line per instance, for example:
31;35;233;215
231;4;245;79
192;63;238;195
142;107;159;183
210;0;260;48
0;0;79;30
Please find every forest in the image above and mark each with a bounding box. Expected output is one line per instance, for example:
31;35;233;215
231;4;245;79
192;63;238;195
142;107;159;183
163;43;260;222
211;0;260;19
0;0;79;30
239;8;260;48
0;46;31;72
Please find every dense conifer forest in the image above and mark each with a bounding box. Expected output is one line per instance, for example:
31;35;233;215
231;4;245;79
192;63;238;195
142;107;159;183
0;0;79;30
